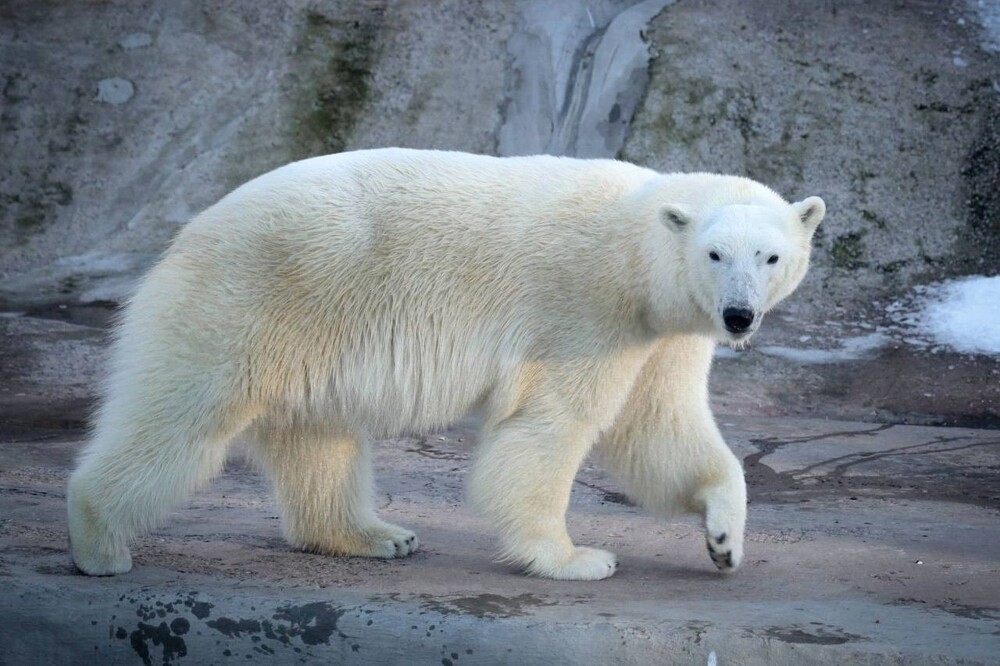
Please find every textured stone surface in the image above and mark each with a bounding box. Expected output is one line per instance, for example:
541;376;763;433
623;0;1000;314
2;0;997;425
498;0;675;157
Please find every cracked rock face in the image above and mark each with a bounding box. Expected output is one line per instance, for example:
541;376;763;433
0;0;672;306
1;0;998;424
622;0;1000;319
2;0;996;314
497;0;674;158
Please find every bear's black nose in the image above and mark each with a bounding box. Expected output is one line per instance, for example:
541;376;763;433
723;308;755;333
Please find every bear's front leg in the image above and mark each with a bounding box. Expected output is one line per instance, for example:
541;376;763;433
693;450;747;573
594;335;748;574
468;415;617;580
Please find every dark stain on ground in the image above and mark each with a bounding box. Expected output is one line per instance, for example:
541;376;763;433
764;625;863;645
811;347;1000;430
19;300;119;330
189;600;213;620
938;603;1000;621
574;478;635;506
115;593;212;663
32;562;77;576
205;602;349;647
713;339;1000;430
0;395;93;445
686;620;711;644
416;593;557;619
272;602;349;645
893;598;1000;621
206;617;261;638
743;424;1000;510
117;594;353;660
129;621;188;665
406;435;468;461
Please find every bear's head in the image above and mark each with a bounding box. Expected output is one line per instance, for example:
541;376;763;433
661;195;825;344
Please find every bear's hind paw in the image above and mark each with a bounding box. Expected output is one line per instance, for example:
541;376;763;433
70;537;133;576
297;522;419;559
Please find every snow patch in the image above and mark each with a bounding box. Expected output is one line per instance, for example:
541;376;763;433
908;275;1000;355
756;333;886;364
714;333;886;364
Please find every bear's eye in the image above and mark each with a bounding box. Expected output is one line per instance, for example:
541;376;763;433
709;251;720;262
767;255;779;264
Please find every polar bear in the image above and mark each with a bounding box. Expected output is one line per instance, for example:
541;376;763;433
67;149;824;580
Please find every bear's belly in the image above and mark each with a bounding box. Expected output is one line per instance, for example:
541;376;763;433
307;326;519;438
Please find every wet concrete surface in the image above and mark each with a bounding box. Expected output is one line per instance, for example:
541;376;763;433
709;311;1000;429
0;310;998;664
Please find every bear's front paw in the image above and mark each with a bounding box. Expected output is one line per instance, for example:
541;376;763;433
706;532;740;573
525;545;619;581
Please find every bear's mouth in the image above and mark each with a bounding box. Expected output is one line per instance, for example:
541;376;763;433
724;329;755;349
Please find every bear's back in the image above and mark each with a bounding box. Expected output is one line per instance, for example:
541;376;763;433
149;151;661;435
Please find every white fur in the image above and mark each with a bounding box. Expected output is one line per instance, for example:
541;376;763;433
66;149;823;579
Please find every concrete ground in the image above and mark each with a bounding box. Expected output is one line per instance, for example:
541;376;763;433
1;314;998;665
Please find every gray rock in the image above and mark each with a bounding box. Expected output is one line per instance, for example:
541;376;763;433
118;31;154;50
498;0;674;157
95;77;135;105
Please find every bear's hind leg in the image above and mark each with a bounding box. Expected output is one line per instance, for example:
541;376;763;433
68;401;240;575
469;415;616;581
250;419;417;558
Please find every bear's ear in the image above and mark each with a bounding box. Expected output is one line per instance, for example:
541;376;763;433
792;196;825;233
659;204;692;233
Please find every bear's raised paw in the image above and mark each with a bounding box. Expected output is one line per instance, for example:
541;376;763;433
706;532;738;573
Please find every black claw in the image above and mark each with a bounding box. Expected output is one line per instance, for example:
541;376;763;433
709;548;733;569
716;532;727;544
707;542;718;554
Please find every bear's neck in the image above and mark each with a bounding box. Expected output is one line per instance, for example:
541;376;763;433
604;194;713;341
